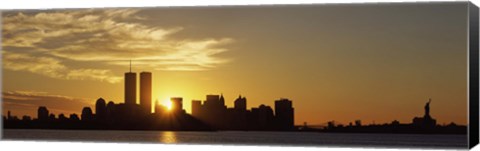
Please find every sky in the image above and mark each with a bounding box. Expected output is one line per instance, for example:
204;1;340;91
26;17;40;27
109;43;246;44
1;2;469;125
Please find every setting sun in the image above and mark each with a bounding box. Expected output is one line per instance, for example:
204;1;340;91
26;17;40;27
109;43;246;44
162;99;173;111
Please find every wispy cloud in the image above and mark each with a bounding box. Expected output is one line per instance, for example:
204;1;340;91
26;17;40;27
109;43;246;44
66;69;122;83
2;51;67;79
2;51;122;83
2;8;234;79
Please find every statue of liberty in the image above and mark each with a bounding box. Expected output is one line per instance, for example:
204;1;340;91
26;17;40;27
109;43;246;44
424;98;431;118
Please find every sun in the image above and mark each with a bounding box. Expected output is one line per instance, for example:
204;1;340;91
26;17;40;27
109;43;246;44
162;99;173;111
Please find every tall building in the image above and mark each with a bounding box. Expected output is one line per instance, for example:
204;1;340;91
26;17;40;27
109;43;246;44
95;98;107;120
106;101;115;118
171;97;183;113
234;95;247;111
201;94;228;129
274;98;294;130
81;107;94;121
205;94;226;108
258;104;275;130
49;114;56;121
232;95;248;130
37;106;49;121
125;61;137;105
191;100;202;117
205;95;219;105
219;94;225;106
140;72;152;113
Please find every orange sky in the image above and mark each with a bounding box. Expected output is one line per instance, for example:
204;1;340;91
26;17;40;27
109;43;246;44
2;3;469;125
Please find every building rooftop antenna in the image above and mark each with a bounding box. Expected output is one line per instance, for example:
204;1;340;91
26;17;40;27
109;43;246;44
129;60;132;72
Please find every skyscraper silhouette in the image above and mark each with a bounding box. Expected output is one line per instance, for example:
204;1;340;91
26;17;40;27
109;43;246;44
140;72;152;113
191;100;202;117
106;101;115;118
234;95;247;111
96;98;107;120
257;104;275;130
274;98;294;130
232;95;248;130
171;97;183;113
49;114;56;121
37;106;49;121
205;95;226;108
125;60;137;105
81;107;94;121
200;94;228;129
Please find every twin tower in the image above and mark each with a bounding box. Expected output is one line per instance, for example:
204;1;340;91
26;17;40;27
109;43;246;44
124;62;152;113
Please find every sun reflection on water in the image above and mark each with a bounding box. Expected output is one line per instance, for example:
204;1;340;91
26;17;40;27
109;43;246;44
159;131;177;144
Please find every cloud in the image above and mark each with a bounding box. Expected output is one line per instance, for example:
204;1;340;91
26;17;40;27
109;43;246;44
2;51;67;79
66;69;122;83
2;8;234;75
2;90;95;117
2;51;122;83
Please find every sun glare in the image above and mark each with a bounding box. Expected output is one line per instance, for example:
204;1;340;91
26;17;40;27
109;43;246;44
162;99;173;111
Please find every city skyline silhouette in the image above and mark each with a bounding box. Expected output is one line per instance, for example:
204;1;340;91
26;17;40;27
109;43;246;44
4;68;299;131
2;3;469;126
3;65;466;134
1;2;478;149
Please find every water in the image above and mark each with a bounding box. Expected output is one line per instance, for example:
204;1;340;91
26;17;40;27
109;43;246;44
2;129;467;149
